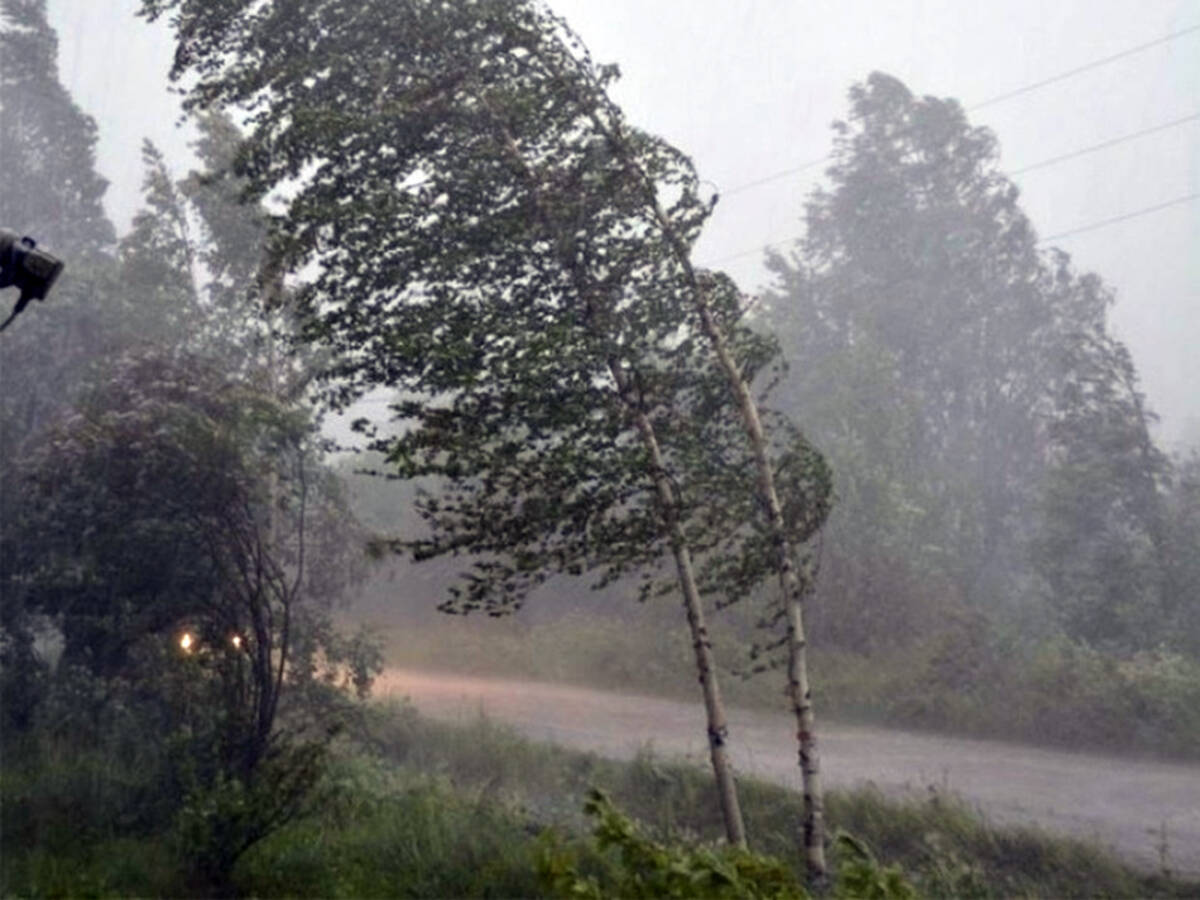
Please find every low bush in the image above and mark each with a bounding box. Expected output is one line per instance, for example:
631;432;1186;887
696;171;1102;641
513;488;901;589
537;788;811;899
877;637;1200;757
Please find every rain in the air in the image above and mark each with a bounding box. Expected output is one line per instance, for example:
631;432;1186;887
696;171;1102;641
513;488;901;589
1;1;1197;896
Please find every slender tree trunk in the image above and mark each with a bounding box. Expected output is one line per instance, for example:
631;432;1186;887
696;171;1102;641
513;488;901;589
691;299;827;882
482;104;748;846
609;361;747;847
483;53;820;867
592;109;829;879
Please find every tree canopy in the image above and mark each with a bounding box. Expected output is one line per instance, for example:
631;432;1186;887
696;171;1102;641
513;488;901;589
0;0;122;455
140;0;836;865
137;0;829;621
1;10;382;883
765;72;1175;654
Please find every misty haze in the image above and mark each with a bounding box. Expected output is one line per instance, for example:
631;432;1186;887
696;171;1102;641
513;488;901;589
1;1;1197;897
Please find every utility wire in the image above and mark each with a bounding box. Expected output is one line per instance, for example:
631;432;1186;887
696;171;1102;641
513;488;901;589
1011;113;1199;175
722;156;828;197
707;107;1199;266
716;23;1200;199
969;23;1200;111
724;113;1198;199
704;191;1200;267
1039;192;1199;243
706;239;800;267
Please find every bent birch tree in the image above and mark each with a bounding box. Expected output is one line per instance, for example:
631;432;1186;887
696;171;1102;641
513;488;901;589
141;0;833;865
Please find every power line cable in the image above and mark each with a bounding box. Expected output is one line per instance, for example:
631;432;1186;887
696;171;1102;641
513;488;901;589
722;156;828;197
1039;192;1198;243
969;23;1200;111
723;112;1198;200
707;110;1200;266
706;238;800;267
703;191;1200;267
1011;113;1199;175
716;23;1200;199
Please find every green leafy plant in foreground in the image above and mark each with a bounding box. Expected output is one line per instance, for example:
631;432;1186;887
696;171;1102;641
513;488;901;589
833;832;919;900
173;740;329;892
538;788;919;900
538;788;807;899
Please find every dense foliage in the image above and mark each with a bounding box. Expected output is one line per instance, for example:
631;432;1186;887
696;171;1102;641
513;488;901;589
0;0;121;459
2;1;1196;895
764;73;1189;659
139;0;839;861
0;3;378;889
538;788;812;899
137;0;829;621
10;704;1190;898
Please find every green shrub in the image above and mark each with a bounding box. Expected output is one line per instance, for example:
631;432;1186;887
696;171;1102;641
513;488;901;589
173;740;329;893
537;788;927;900
538;788;808;900
833;832;918;900
0;835;181;899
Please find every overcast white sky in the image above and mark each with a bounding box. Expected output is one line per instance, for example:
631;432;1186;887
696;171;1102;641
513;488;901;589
46;0;1200;448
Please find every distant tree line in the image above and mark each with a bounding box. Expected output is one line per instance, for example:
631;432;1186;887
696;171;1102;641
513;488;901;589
763;72;1198;662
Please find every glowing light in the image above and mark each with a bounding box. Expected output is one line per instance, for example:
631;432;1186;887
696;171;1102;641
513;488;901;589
179;632;194;653
231;634;243;649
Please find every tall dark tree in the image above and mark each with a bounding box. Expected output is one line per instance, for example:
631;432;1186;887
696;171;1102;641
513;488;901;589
2;12;381;888
178;111;316;389
765;72;1171;655
0;0;121;454
0;0;114;253
115;140;206;345
769;73;1055;621
2;347;374;884
119;112;320;390
0;0;124;726
1162;452;1200;657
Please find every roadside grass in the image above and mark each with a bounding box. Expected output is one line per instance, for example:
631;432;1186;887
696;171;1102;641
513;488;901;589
235;763;544;898
336;700;1192;899
4;700;1195;898
0;837;181;900
370;610;1200;759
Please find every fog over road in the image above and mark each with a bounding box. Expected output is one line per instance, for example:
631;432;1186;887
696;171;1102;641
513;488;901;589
376;669;1200;876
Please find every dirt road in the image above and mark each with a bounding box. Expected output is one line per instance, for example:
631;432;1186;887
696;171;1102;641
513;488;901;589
375;668;1200;875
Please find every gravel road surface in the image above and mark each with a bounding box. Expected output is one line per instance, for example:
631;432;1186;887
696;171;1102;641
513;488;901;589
375;668;1200;876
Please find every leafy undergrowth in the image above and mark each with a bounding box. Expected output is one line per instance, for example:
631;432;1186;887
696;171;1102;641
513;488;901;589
3;702;1195;898
373;611;1200;760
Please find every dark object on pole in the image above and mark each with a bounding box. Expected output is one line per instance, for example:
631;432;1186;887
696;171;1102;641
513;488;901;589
0;229;65;332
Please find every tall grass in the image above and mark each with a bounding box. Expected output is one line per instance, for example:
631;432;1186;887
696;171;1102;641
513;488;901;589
352;701;1192;899
4;700;1195;898
235;760;544;898
0;736;183;897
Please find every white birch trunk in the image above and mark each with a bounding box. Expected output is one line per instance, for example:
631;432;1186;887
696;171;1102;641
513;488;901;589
484;106;749;847
592;111;829;876
609;361;748;848
691;298;828;882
